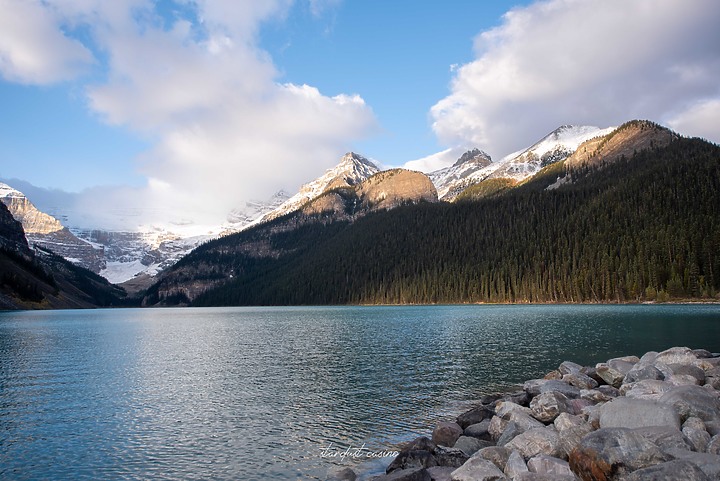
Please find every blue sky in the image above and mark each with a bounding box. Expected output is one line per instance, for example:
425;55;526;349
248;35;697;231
0;0;718;229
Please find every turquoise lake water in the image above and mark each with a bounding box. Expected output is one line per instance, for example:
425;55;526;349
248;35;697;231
1;304;719;480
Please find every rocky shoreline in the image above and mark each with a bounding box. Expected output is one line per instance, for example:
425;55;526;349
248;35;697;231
328;346;720;481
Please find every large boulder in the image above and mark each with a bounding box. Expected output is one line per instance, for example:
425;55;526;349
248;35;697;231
425;467;455;481
386;437;437;473
504;450;529;478
597;397;681;430
433;422;464;447
595;363;625;388
496;422;524;447
607;356;639;375
433;446;469;469
624;365;665;384
474;446;511;471
527;454;574;476
464;420;492;441
668;364;706;384
559;361;584;375
456;406;494;429
530;391;571;423
654;347;698;366
632;426;692;454
620;459;710;481
568;428;671;480
495;401;532;420
453;436;492;457
564;372;599;390
449;455;507;481
505;427;562;460
658;385;720;423
621;380;675;401
663;449;720;480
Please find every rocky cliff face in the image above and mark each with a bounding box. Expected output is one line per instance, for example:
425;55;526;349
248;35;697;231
565;120;678;168
0;182;105;273
301;168;438;218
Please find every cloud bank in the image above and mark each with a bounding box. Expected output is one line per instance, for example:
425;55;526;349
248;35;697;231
431;0;720;160
0;0;375;229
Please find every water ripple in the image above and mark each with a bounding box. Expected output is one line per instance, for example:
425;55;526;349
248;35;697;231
1;305;719;480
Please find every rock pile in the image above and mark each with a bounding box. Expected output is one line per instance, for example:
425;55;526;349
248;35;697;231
344;346;720;481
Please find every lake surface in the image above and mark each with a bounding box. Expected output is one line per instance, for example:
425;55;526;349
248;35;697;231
1;305;719;480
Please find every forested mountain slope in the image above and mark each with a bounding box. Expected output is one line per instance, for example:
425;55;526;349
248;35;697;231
144;124;720;306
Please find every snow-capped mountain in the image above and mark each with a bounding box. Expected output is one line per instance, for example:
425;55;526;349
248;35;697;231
0;182;105;272
489;125;617;181
222;190;291;234
261;152;379;222
429;148;502;201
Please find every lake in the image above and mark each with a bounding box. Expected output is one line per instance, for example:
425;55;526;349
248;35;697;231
1;305;719;480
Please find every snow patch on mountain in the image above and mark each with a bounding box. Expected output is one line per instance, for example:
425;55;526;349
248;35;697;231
428;149;502;201
490;125;617;181
262;152;379;222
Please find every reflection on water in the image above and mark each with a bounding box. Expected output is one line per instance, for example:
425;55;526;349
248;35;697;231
0;305;719;480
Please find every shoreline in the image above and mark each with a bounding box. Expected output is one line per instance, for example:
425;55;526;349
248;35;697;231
329;346;720;481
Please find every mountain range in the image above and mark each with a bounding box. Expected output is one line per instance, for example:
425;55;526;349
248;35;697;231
1;119;718;308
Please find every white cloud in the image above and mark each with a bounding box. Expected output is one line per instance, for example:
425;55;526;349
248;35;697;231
402;147;470;173
431;0;720;159
0;0;93;84
666;99;720;144
2;0;377;229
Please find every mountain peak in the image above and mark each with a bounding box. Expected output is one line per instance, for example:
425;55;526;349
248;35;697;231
452;148;492;168
340;152;376;169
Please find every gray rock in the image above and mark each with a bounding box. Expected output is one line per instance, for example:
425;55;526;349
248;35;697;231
505;427;562;460
524;379;548;397
500;390;531;407
684;417;708;431
598;396;681;430
563;372;599;390
511;474;578;481
581;366;603;384
608;355;639;375
449;455;507;481
497;422;524;447
559;361;583;375
669;363;706;384
683;426;711;453
624;365;665;384
659;385;720;423
708;435;720;455
456;406;494;429
567;398;594;416
595;363;625;388
453;436;492;457
495;401;532;420
464;420;492;441
538;380;581;399
667;374;703;386
433;446;469;469
622;379;675;400
557;423;594;460
371;468;432;481
474;446;511;471
568;427;671;480
621;459;710;481
530;391;571;422
508;410;545;432
597;385;621;398
655;346;698;366
580;388;614;404
707;421;720;437
527;454;574;476
387;437;437;473
554;412;586;432
504;450;528;478
489;416;509;441
426;466;455;481
639;351;659;364
663;449;720;480
326;466;357;481
692;349;715;359
633;426;692;454
433;422;464;447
